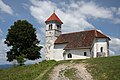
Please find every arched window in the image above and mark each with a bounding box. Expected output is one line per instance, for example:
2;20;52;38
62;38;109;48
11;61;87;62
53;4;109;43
49;24;52;30
100;47;103;52
49;25;51;30
68;53;72;58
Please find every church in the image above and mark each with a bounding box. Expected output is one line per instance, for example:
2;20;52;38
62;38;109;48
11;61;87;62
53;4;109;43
45;12;110;61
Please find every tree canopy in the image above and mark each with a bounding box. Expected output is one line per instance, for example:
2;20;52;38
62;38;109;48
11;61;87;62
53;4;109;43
5;20;42;65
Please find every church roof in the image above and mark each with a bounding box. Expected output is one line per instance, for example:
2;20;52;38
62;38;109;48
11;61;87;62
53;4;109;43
45;12;63;24
54;30;110;50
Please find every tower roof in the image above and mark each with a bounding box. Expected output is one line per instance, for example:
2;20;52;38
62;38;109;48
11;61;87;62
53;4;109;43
45;12;63;24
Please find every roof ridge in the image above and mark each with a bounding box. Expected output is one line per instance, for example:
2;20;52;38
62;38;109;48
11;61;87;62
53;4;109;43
62;29;96;35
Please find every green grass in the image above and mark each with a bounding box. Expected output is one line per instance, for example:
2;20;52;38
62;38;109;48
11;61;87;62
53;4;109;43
86;56;120;80
0;56;120;80
0;60;56;80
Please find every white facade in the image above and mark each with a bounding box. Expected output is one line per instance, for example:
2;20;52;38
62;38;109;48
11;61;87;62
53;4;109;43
50;39;109;61
45;35;109;61
91;38;109;58
45;13;110;61
64;49;91;60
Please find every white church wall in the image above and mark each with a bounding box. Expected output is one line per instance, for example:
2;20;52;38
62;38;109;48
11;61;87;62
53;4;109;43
52;44;66;61
93;38;108;57
65;49;91;60
54;30;61;37
92;39;97;58
52;49;65;61
46;30;54;36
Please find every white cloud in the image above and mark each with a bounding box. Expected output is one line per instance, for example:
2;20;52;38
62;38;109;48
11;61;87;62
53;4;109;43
30;0;95;33
29;0;120;33
30;0;55;23
109;37;120;55
0;39;11;64
70;1;113;19
109;7;120;24
0;0;13;15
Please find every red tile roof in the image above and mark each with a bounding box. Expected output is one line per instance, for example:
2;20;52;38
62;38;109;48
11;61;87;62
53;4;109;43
45;12;63;24
54;30;110;49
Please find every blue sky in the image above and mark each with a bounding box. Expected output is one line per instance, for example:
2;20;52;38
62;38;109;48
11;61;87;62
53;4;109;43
0;0;120;64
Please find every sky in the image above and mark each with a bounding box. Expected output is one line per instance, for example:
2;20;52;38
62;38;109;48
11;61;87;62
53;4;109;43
0;0;120;65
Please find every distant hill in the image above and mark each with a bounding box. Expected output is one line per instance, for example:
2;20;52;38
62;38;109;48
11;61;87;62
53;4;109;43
0;64;12;69
0;56;120;80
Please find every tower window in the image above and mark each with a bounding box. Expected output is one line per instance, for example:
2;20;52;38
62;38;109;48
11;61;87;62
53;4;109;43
49;24;52;30
68;53;72;58
84;52;87;56
57;25;61;30
100;47;103;52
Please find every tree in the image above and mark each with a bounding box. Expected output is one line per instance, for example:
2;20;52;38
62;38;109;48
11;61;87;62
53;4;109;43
5;20;42;66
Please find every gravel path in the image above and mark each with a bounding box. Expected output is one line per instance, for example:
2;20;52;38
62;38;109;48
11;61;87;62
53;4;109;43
49;63;93;80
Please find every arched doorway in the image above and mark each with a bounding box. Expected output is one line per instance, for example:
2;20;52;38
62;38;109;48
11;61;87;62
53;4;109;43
67;53;72;58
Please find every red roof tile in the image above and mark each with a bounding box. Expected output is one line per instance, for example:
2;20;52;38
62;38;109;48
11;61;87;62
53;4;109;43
45;12;63;24
54;30;110;49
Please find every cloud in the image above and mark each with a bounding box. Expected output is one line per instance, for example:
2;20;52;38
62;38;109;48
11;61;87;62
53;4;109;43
68;1;113;19
30;0;95;33
30;0;55;23
0;39;11;64
109;7;120;24
0;0;13;15
109;37;120;55
29;0;120;33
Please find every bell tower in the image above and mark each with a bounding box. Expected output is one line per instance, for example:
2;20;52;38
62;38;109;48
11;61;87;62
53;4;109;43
45;12;63;60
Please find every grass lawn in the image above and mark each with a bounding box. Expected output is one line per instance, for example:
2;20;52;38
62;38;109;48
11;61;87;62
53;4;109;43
0;60;56;80
86;56;120;80
0;56;120;80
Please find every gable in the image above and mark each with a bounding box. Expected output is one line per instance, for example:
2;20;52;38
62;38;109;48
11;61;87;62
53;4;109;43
45;12;63;24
